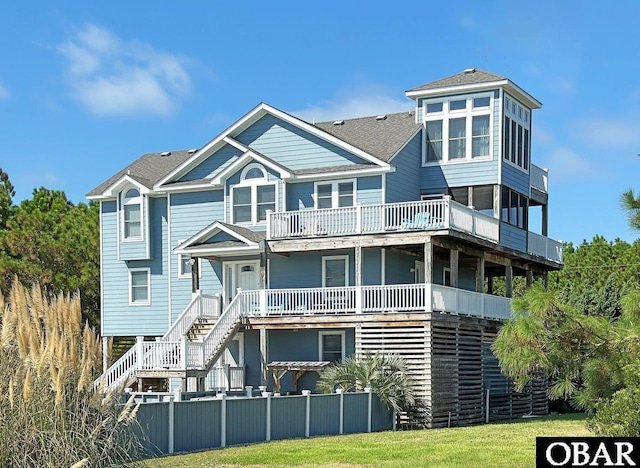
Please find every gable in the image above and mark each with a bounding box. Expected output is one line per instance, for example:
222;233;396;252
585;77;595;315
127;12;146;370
178;143;242;182
235;114;371;170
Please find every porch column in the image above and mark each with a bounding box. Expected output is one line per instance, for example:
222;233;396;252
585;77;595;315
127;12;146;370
476;257;485;293
487;273;494;295
493;184;501;220
423;238;433;283
260;251;269;289
102;336;109;373
449;249;459;288
542;205;549;237
259;326;268;387
505;265;513;298
355;245;362;286
191;258;200;293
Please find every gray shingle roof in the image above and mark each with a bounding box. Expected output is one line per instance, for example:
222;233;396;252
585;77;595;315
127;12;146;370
216;222;266;244
87;150;194;197
314;112;421;162
407;68;506;93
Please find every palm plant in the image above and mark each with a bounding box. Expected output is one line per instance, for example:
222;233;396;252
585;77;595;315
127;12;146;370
317;352;417;414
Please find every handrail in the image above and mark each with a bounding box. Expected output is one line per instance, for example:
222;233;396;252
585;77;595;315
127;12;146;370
164;293;220;342
93;345;137;391
200;292;247;367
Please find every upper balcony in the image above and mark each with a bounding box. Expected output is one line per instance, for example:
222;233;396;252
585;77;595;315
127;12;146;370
268;197;499;243
267;197;563;264
530;164;548;194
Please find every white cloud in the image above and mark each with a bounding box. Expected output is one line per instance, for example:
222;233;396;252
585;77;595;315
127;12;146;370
290;84;413;123
57;23;191;117
539;146;600;182
0;83;9;100
570;118;640;150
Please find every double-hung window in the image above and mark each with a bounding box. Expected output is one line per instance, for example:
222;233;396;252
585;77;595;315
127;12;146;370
129;268;150;305
322;255;349;287
122;188;142;240
422;93;492;164
314;180;355;209
231;164;277;225
319;331;345;363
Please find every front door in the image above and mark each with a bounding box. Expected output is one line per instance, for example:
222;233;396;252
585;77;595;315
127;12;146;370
224;261;260;305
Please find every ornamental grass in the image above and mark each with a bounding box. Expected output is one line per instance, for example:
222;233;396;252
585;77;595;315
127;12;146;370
0;279;145;467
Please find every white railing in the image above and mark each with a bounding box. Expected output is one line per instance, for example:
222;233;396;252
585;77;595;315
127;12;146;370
206;365;245;391
267;197;499;243
243;284;512;321
530;164;548;193
164;292;220;342
449;202;500;242
528;232;563;263
94;345;137;391
140;340;182;370
200;293;246;367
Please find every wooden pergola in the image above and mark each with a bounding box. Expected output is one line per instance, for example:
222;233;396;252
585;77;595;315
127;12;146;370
266;361;331;393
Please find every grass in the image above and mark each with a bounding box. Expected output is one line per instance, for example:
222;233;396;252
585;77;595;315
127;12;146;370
146;413;590;467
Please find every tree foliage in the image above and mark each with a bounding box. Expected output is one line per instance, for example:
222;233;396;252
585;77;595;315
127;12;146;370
317;353;419;415
622;189;640;232
0;181;100;326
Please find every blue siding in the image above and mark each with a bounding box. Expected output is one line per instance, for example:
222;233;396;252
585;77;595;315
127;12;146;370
500;222;527;251
244;328;355;393
236;114;369;169
356;176;382;205
363;248;382;285
270;251;355;289
102;198;169;336
286;181;314;210
501;162;530;194
179;143;242;181
170;190;224;321
119;195;149;261
421;160;499;191
386;132;421;203
385;249;415;284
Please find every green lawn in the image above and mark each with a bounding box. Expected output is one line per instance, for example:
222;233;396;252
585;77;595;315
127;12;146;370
147;413;589;467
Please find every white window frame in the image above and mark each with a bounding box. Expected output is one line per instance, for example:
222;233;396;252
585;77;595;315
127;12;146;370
129;267;150;306
230;163;278;225
177;240;202;279
120;187;144;242
502;93;531;173
313;179;356;209
422;92;494;166
318;330;346;362
322;255;349;287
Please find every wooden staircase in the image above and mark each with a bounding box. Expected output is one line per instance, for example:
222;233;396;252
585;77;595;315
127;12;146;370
187;317;218;342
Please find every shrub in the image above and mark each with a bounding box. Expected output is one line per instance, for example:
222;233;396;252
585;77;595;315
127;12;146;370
0;280;145;466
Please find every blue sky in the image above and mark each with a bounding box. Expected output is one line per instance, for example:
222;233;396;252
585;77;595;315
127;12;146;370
1;1;639;245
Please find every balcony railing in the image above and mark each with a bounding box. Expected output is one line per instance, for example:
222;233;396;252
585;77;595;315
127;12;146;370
528;232;563;263
530;164;548;193
238;284;512;321
267;197;500;243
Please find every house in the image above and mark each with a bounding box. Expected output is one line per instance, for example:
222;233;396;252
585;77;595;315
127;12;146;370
89;68;562;427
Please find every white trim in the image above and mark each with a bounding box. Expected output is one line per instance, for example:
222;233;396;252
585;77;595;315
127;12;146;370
322;255;350;288
222;259;260;304
175;221;259;254
211;151;292;185
421;91;494;166
129;267;151;306
318;330;346;362
313;179;356;210
230;177;278;226
167;193;172;329
91;174;151;200
155;103;390;189
289;166;391;182
386;127;423;163
99;201;105;337
406;79;542;109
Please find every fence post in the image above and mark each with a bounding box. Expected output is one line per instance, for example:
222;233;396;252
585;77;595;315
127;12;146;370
365;387;372;433
486;388;490;424
168;395;175;454
302;390;311;438
218;393;227;448
263;391;272;442
336;388;344;435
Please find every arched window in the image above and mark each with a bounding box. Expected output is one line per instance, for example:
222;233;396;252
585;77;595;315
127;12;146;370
232;164;276;224
123;188;142;239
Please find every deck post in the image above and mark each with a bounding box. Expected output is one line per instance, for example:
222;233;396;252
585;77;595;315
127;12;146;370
136;336;144;370
505;265;513;298
444;196;451;229
356;204;363;233
423;238;433;284
102;336;109;373
265;209;272;240
180;336;187;370
449;249;459;288
476;257;485;293
259;326;268;387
